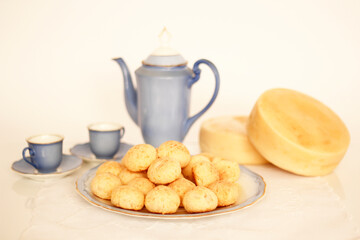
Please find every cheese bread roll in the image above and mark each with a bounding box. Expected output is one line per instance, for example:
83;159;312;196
192;161;219;187
111;185;144;211
127;177;156;195
119;167;147;184
182;155;210;182
197;152;215;161
96;160;123;177
183;186;218;213
168;178;196;206
147;158;181;185
91;172;121;200
213;159;240;183
208;181;240;207
157;141;191;168
123;144;157;172
145;186;180;214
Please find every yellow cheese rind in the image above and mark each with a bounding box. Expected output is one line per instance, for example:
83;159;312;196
247;88;350;176
199;116;267;165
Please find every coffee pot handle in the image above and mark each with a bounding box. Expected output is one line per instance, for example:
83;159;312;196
184;59;220;137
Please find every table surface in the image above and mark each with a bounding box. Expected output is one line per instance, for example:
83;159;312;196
1;139;360;240
1;1;359;239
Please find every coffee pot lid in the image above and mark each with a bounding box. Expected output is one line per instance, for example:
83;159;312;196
143;28;187;67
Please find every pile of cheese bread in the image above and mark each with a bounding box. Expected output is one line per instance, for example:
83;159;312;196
91;141;241;214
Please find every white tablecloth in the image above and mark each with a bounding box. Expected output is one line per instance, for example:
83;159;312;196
20;164;359;240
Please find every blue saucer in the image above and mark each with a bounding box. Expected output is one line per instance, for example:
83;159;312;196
11;154;82;180
70;142;133;163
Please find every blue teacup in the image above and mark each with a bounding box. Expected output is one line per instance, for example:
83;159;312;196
88;123;125;159
22;134;64;173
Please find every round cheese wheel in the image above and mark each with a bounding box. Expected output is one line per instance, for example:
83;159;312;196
199;116;267;165
247;88;350;176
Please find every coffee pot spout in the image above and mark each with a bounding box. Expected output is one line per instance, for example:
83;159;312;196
113;58;138;125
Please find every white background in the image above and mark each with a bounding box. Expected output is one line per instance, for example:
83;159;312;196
0;0;359;238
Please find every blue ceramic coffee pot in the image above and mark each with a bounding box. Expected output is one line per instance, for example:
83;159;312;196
113;31;220;147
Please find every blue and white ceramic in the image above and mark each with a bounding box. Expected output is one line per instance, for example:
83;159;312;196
76;165;266;219
88;123;125;159
12;154;82;180
22;134;64;173
113;53;220;147
70;142;133;163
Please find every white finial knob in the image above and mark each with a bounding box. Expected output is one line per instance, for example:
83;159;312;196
151;27;179;56
143;27;187;66
159;27;171;47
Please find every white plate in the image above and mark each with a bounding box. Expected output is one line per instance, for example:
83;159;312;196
76;164;266;219
70;142;133;163
11;154;82;181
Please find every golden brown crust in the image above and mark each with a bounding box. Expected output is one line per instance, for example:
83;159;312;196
123;144;157;172
197;152;215;161
127;177;156;195
91;172;121;200
192;161;219;186
157;141;191;168
213;159;240;183
96;161;123;177
168;178;196;206
182;186;218;213
118;167;147;184
145;186;180;214
182;155;210;182
147;158;181;184
111;185;145;210
208;181;240;207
